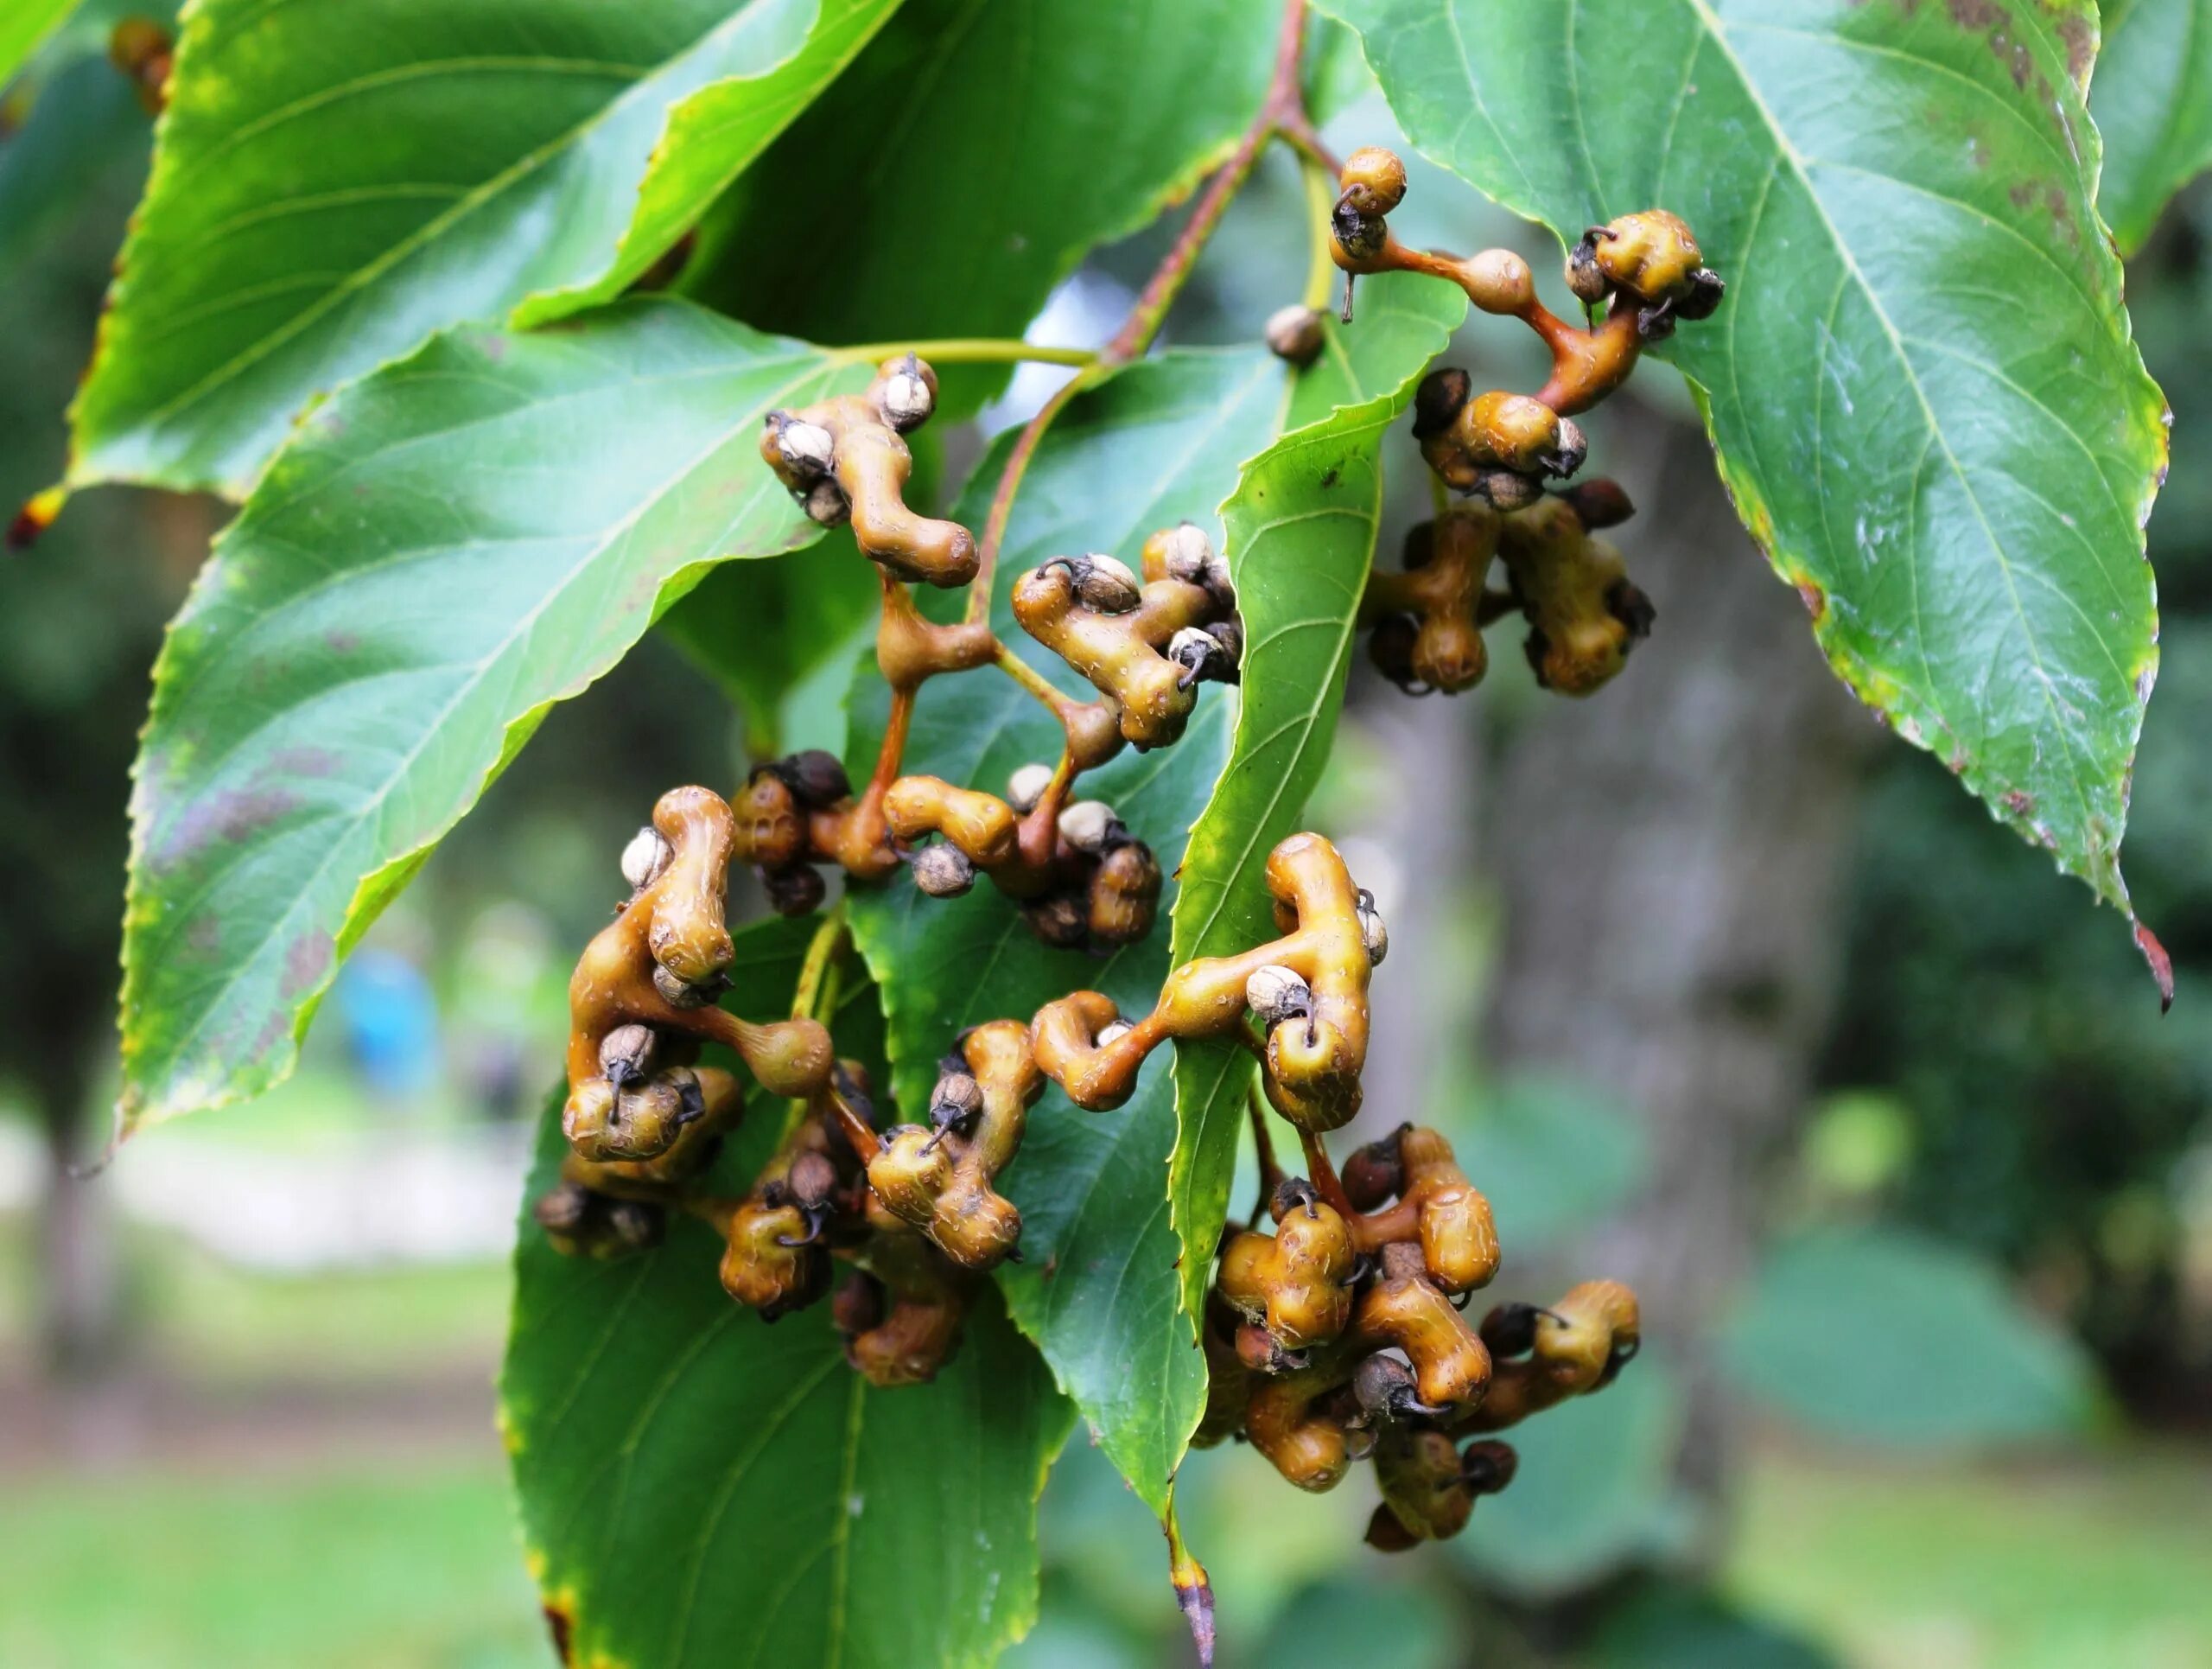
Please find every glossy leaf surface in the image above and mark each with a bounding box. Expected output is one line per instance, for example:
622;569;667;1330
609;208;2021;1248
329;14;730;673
681;0;1281;412
70;0;899;494
120;302;846;1133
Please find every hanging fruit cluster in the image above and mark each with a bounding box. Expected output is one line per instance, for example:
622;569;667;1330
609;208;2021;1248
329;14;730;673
531;124;1716;1618
1330;145;1719;698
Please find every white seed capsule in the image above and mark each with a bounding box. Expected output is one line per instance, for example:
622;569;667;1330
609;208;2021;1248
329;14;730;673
804;478;850;526
598;1022;658;1086
931;1069;984;1125
1356;894;1389;966
1161;523;1214;586
880;361;935;431
1264;303;1326;366
912;844;976;898
1245;964;1313;1026
1005;761;1055;814
620;826;672;892
652;961;710;1009
1096;1019;1134;1048
1073;553;1141;613
1549;417;1588;478
778;418;836;479
1058;799;1117;854
1166;626;1218;679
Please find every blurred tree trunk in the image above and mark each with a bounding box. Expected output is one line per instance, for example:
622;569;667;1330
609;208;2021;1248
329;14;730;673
1481;407;1877;1526
35;1089;120;1379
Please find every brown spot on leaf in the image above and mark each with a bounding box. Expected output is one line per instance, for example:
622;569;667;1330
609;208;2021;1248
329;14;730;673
2003;788;2035;816
2052;9;2094;87
543;1601;575;1666
1947;0;2034;87
7;487;64;551
2134;920;2175;1012
1319;467;1340;489
270;746;341;777
1795;579;1826;621
282;932;334;1000
156;787;303;871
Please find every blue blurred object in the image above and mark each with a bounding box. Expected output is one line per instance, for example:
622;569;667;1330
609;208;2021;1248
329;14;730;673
332;948;442;1099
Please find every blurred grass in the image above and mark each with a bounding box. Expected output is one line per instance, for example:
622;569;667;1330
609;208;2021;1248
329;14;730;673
6;1204;2210;1668
0;1211;510;1385
0;1458;545;1669
1729;1443;2212;1669
5;1437;2209;1668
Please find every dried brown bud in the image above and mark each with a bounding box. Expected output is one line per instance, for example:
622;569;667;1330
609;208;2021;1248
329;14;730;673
777;749;851;808
1475;469;1543;512
1024;893;1089;949
1069;553;1141;613
652;962;718;1010
912;843;976;898
1560;477;1635;529
1412;367;1471;440
598;1023;658;1087
787;1150;838;1211
1341;1124;1409;1210
762;863;828;917
930;1069;984;1132
604;1199;664;1252
1265;303;1327;367
1245;964;1312;1026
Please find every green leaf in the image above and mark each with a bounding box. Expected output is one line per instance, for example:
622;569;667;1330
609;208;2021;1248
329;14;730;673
68;0;901;496
504;915;1072;1669
659;537;879;751
680;0;1281;412
1324;0;2169;971
2093;0;2212;252
119;300;851;1136
1166;275;1465;1324
1720;1225;2099;1447
843;277;1461;1512
508;0;905;328
0;0;79;89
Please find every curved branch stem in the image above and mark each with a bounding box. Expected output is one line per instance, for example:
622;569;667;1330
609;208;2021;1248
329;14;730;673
834;338;1097;369
967;0;1318;625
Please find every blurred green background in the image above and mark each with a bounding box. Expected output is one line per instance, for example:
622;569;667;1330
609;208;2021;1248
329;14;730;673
4;21;2210;1669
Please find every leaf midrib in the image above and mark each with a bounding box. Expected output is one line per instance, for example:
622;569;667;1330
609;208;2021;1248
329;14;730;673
1677;0;2105;848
